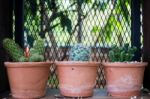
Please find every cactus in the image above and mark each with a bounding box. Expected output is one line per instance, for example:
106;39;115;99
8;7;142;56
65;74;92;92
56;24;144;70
19;56;28;62
108;43;137;62
29;39;45;62
3;38;45;62
3;38;24;62
69;43;91;61
30;39;45;55
29;54;44;62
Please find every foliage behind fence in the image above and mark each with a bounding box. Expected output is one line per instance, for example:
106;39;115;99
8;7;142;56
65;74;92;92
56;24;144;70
23;0;132;88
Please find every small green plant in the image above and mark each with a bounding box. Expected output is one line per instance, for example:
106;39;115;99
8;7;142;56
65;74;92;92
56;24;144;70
69;43;91;61
3;38;45;62
3;38;24;62
108;43;137;62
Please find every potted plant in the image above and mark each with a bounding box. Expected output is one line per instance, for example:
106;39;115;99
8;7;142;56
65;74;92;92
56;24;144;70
102;44;148;97
3;38;51;99
55;43;99;97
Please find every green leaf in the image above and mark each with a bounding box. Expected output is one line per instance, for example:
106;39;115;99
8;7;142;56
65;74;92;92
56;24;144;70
75;0;92;4
84;0;92;4
99;0;109;12
103;15;115;42
120;0;130;25
46;0;57;10
26;0;37;17
27;34;34;47
109;43;137;62
92;0;109;12
49;12;62;22
91;26;101;33
60;14;72;34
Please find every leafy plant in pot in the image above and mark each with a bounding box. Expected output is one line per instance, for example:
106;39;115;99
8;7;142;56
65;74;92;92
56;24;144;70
55;44;99;97
102;44;148;97
3;38;51;99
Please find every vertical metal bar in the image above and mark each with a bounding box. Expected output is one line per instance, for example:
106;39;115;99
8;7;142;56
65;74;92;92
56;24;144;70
77;0;82;43
143;0;150;90
14;0;24;48
0;0;13;93
131;0;141;61
40;0;44;38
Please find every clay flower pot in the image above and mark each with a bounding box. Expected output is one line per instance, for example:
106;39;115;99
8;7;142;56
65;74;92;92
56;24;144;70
102;62;147;97
4;62;51;99
56;61;99;97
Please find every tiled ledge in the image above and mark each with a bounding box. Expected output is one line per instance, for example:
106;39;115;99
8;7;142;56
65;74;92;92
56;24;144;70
41;89;150;99
2;89;150;99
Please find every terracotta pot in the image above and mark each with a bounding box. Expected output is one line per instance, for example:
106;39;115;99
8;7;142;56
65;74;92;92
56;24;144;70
4;62;51;99
55;61;99;97
102;62;147;97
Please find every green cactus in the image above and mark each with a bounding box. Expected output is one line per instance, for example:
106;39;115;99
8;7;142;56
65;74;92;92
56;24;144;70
29;39;45;62
19;56;28;62
69;43;91;61
30;39;45;55
3;38;45;62
108;43;137;62
29;54;44;62
3;38;24;62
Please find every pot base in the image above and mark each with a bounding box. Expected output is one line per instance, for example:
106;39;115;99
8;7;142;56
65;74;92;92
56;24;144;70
60;90;93;97
109;91;141;97
12;91;45;99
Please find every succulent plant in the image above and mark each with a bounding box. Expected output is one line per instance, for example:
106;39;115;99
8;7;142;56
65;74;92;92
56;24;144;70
30;39;45;55
3;38;24;62
3;38;45;62
18;56;28;62
29;54;44;62
108;43;137;62
69;43;91;61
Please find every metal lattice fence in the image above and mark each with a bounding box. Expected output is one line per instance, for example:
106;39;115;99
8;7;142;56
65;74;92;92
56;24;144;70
23;0;133;88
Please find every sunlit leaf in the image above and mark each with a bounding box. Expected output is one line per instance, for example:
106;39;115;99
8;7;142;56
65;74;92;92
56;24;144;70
91;26;101;33
119;0;130;25
92;0;110;12
99;0;109;12
103;15;115;42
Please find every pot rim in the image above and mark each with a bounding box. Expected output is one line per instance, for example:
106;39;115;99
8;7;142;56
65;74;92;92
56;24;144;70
4;61;52;68
55;61;100;67
102;62;148;68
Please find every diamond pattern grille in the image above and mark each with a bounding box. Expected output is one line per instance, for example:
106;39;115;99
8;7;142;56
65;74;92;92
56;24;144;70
24;0;132;88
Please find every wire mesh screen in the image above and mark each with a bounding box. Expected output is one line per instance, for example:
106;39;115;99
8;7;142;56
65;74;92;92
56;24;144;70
24;0;131;88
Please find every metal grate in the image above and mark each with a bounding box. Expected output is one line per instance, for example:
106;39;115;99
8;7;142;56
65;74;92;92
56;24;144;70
24;0;132;88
